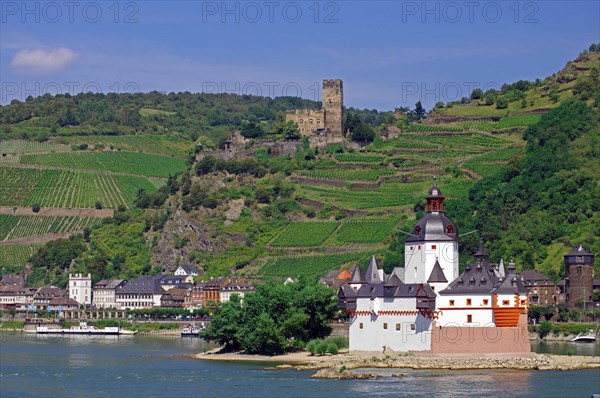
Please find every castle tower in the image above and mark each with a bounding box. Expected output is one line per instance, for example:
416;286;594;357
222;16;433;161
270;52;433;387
322;79;344;134
564;244;595;308
404;178;459;291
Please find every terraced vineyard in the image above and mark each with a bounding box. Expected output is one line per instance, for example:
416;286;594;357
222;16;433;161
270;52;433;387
0;215;101;241
0;244;42;269
0;139;70;153
297;168;394;182
463;160;511;179
405;124;464;133
261;252;370;279
335;217;400;243
0;167;159;208
58;135;191;158
19;151;187;178
335;153;386;164
270;221;339;247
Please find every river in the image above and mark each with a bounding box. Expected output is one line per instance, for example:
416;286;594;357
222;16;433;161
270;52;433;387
0;332;598;398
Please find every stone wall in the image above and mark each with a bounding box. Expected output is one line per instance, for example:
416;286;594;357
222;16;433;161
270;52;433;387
285;109;325;136
566;264;595;307
429;314;531;356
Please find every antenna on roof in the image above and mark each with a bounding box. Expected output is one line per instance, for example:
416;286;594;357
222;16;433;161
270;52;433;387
398;230;419;238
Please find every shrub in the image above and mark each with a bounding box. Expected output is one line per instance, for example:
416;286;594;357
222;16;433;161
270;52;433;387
315;340;328;356
32;203;41;213
326;343;339;355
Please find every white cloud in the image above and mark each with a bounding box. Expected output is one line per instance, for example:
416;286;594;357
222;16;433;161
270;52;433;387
10;48;77;74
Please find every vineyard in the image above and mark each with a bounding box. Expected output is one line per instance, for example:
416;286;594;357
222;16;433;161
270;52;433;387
497;114;542;129
335;218;400;243
270;222;339;247
58;135;191;158
260;252;370;279
463;160;511;179
335;153;386;164
19;151;187;178
404;124;464;133
0;139;70;154
296;168;394;182
0;215;101;241
0;244;42;269
0;167;159;208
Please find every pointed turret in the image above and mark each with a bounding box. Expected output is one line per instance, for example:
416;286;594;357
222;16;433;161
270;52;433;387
427;258;448;283
364;255;381;284
349;265;365;285
474;239;489;261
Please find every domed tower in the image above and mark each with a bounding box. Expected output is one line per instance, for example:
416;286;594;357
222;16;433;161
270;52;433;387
564;244;595;308
404;178;459;291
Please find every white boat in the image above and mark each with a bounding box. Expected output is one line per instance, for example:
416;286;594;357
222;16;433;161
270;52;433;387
569;329;597;343
181;323;204;337
36;321;136;335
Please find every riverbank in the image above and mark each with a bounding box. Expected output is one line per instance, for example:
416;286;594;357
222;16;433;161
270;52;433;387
192;349;600;373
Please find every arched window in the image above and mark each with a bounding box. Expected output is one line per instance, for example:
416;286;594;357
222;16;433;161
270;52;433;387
415;226;421;237
447;225;453;234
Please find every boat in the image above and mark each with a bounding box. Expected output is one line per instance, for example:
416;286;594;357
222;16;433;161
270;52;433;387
36;321;136;335
569;329;597;343
181;323;204;337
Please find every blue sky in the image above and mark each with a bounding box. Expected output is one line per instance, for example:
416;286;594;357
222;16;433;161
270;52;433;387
1;1;598;109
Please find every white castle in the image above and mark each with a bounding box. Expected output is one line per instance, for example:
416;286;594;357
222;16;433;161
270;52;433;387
339;180;531;355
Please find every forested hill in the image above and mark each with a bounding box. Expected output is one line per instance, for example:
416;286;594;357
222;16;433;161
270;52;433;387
0;91;390;146
447;100;600;279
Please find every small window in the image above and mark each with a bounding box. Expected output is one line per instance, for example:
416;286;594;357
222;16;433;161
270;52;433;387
520;299;527;305
483;299;489;305
466;298;472;306
502;300;510;306
359;323;363;330
410;324;416;331
577;267;582;275
415;227;421;237
383;323;388;330
431;245;436;250
395;323;401;331
447;225;453;234
467;314;472;323
449;300;455;306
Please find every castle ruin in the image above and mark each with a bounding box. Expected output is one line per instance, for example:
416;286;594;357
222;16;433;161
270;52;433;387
286;79;344;136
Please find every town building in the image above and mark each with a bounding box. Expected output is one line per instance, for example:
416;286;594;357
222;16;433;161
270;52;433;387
69;273;92;306
160;288;187;308
220;279;256;303
339;181;531;355
563;244;595;308
115;275;165;309
93;279;127;309
33;286;66;307
174;264;199;277
521;270;562;307
0;274;24;288
184;284;206;309
0;285;36;310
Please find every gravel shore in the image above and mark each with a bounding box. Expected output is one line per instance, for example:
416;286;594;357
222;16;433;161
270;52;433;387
193;349;600;375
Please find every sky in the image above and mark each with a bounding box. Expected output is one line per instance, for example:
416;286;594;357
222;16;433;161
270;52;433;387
1;1;599;110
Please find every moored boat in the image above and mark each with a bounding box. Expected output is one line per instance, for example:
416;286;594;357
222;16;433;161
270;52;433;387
569;329;597;343
36;321;136;335
181;323;204;337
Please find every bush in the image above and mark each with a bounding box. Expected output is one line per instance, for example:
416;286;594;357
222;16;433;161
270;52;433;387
32;203;41;213
326;343;339;355
539;321;552;338
496;97;508;109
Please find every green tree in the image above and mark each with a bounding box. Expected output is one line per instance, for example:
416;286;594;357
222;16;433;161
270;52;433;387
496;97;508;109
351;123;375;143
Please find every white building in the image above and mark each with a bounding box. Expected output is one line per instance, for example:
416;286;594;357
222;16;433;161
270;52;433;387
339;180;530;355
115;275;164;309
92;279;126;309
69;273;92;306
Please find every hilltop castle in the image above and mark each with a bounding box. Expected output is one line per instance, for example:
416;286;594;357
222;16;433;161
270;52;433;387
285;79;344;136
339;180;531;355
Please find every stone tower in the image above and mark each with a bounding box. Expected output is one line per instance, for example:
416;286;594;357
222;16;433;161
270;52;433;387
322;79;344;134
564;244;595;308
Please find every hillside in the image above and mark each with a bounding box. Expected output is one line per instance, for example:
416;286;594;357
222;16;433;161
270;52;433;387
0;45;598;286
